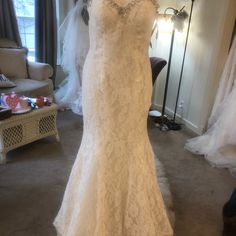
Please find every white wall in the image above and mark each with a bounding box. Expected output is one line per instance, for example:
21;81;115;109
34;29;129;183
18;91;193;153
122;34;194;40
150;0;236;134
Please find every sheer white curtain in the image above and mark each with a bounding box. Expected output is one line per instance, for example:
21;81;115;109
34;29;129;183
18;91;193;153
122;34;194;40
54;0;89;115
56;0;74;63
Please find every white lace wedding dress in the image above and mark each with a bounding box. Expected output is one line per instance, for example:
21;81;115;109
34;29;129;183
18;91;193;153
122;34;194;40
185;36;236;176
54;0;173;235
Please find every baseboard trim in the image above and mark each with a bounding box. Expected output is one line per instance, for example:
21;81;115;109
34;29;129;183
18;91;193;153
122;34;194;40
151;103;202;135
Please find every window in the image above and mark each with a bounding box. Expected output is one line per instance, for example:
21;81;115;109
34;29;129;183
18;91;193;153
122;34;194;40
13;0;35;61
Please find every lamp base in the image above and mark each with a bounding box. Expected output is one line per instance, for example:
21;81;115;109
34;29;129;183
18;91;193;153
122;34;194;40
167;120;182;130
152;115;182;131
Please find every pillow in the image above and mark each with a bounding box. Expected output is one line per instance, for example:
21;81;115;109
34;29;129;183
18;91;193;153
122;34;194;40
0;48;28;79
0;74;16;88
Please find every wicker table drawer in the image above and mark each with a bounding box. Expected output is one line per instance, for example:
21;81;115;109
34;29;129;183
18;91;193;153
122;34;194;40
0;104;59;164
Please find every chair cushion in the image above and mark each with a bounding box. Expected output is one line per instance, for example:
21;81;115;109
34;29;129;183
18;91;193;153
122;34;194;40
0;38;18;48
0;78;53;97
0;74;16;88
0;48;28;79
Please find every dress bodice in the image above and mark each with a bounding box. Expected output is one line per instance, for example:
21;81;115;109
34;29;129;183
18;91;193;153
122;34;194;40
88;0;157;54
81;0;158;139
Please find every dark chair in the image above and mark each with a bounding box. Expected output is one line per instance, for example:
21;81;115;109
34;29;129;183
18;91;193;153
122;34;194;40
223;189;236;236
149;57;167;129
150;57;167;85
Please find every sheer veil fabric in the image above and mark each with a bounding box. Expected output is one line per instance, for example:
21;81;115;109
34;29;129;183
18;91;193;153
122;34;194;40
185;36;236;176
54;0;89;115
53;0;173;235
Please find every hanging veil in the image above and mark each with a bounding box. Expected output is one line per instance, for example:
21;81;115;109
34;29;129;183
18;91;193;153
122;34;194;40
54;0;89;115
185;36;236;176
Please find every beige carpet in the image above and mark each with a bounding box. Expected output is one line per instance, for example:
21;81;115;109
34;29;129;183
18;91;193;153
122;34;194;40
156;158;175;227
0;110;235;236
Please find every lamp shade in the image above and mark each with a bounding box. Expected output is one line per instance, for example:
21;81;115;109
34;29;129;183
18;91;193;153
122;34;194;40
157;14;173;34
172;10;188;32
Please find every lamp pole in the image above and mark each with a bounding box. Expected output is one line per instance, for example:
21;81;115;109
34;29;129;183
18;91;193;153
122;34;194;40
162;26;175;116
173;0;195;122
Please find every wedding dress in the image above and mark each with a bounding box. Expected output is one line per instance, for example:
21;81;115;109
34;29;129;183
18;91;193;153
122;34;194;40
54;0;173;235
54;0;89;115
185;36;236;176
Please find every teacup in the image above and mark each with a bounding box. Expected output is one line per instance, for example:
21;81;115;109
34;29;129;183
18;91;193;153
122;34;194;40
19;97;29;109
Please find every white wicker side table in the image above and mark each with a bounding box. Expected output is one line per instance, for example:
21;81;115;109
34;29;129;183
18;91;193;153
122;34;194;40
0;104;59;164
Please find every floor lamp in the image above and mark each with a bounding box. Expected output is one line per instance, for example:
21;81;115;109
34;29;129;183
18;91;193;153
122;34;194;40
162;19;175;117
156;6;188;131
173;0;195;127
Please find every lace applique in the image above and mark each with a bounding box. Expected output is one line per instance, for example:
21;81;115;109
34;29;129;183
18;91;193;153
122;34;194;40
86;0;158;16
105;0;141;17
104;0;159;16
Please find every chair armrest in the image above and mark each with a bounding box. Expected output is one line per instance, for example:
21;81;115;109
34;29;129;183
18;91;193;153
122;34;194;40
28;61;53;81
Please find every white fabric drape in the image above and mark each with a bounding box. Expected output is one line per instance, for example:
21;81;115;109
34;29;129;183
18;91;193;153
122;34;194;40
55;1;89;115
185;36;236;176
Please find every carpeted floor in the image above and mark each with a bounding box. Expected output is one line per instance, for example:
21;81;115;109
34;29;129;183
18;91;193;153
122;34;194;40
0;110;235;236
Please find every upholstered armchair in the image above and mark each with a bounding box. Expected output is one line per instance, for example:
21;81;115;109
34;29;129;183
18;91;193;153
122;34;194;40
0;38;53;97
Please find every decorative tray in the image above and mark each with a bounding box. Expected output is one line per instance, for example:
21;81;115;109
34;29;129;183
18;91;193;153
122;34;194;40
11;107;32;115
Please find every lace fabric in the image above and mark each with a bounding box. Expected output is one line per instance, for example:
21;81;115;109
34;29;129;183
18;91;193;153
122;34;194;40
185;36;236;177
54;0;173;235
